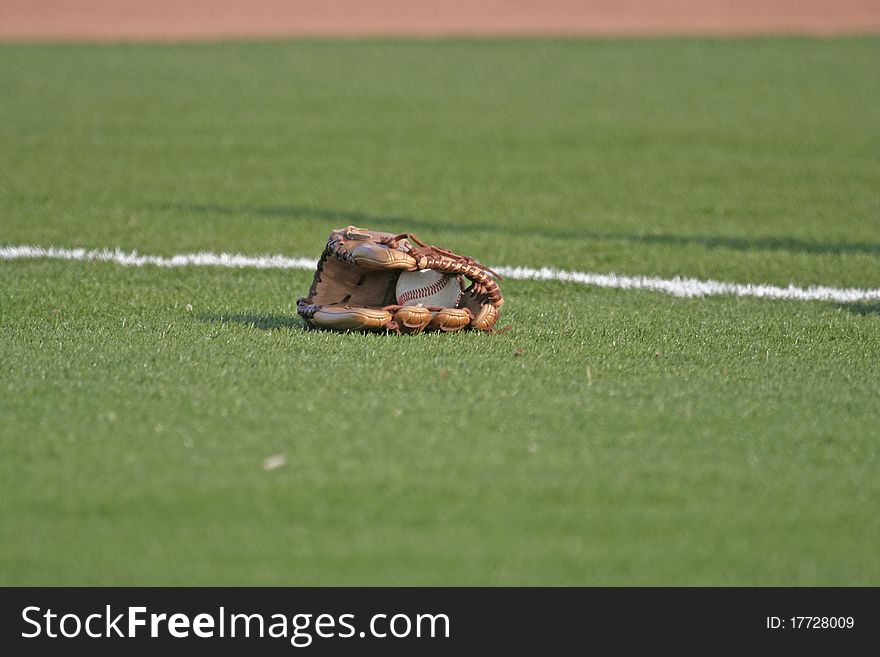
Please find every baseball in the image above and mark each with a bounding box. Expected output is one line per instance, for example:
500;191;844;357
396;269;464;308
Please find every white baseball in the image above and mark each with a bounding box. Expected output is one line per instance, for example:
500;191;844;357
396;269;464;308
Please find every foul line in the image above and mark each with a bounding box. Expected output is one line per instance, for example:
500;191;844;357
0;244;316;271
2;244;879;304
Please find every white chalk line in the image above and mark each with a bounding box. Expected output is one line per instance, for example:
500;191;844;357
2;244;879;304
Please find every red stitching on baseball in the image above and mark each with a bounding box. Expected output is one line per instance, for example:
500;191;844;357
398;275;457;305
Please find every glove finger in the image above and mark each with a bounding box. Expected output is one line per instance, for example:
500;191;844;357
393;305;432;333
429;308;471;332
469;304;499;332
347;242;417;270
311;305;392;332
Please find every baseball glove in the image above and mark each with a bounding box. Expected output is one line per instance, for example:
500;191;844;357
297;226;504;333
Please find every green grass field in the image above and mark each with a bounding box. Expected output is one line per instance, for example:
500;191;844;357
2;38;879;585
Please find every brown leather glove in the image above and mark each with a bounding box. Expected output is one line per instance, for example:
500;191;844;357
297;226;504;333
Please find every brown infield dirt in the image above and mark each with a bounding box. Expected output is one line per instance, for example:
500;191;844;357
1;0;879;41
